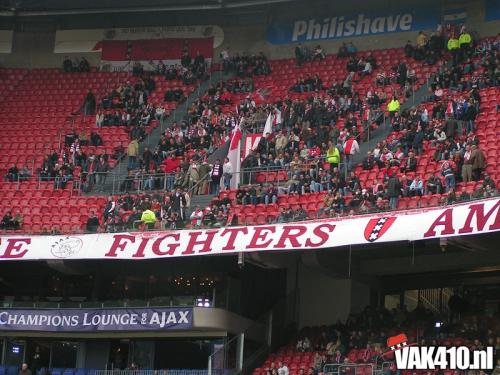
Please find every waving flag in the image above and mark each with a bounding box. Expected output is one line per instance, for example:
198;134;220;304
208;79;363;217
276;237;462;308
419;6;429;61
228;119;242;189
256;87;273;101
263;113;273;136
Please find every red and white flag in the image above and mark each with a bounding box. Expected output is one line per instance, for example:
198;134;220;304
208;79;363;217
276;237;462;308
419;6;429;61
228;119;243;189
446;100;454;116
263;108;281;136
263;112;273;136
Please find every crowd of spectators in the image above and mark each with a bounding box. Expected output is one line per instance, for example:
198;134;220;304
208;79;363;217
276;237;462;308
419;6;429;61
4;164;31;182
98;75;156;127
295;44;328;65
149;55;205;85
86;32;497;230
4;28;500;235
85;188;234;233
0;210;23;230
62;56;91;73
219;49;271;76
262;300;500;375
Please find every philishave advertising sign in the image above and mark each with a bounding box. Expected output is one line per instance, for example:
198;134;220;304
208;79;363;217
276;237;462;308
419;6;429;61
267;7;440;44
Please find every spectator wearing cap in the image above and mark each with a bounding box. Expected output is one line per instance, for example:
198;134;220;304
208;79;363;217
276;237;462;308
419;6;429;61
441;161;456;192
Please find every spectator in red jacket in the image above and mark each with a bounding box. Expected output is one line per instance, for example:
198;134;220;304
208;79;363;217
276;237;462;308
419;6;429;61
163;156;180;191
162;156;180;174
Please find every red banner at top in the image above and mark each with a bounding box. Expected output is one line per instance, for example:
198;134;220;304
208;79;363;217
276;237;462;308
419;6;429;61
101;37;213;61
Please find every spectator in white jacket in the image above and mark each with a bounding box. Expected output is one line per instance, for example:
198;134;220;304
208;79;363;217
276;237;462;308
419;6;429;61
222;157;233;191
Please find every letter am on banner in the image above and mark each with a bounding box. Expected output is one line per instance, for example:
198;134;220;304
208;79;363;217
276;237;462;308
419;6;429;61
0;198;499;261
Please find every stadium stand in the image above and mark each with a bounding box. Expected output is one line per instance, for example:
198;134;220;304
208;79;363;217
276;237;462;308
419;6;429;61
0;62;204;233
254;308;500;375
0;24;498;234
1;4;500;375
193;37;499;225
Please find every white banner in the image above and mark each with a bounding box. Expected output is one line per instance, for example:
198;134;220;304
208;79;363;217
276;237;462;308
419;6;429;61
0;198;499;261
100;58;213;72
54;26;224;53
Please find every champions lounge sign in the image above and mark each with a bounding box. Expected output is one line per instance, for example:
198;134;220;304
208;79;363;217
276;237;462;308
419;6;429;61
0;308;192;332
0;198;499;261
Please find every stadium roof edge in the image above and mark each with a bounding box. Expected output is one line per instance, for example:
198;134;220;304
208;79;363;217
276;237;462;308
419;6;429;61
0;0;298;17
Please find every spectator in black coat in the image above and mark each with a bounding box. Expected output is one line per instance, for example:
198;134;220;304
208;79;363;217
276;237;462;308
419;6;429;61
86;211;100;232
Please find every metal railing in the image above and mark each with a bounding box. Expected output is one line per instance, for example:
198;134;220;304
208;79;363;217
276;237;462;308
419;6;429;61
324;363;374;375
3;174;82;195
103;171;214;196
380;362;395;375
109;172;175;195
2;176;498;236
239;159;349;187
208;335;241;375
0;195;492;237
90;370;199;375
1;296;217;310
418;287;453;315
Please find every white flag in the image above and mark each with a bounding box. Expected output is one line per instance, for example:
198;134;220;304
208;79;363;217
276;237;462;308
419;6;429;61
228;119;242;190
